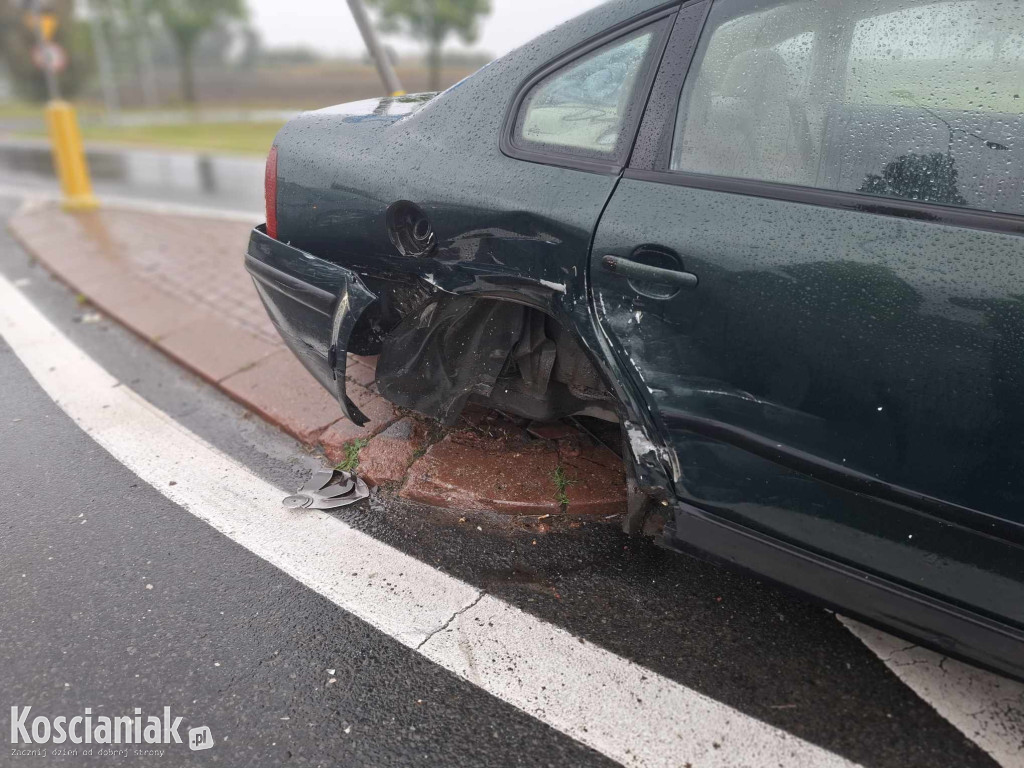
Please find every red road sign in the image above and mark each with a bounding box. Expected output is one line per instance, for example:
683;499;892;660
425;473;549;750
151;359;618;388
32;41;67;73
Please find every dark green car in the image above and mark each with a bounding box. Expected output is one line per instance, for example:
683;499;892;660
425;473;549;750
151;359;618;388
246;0;1024;680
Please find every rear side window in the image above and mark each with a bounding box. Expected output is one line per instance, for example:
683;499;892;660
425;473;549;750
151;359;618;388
513;27;657;161
670;0;1024;216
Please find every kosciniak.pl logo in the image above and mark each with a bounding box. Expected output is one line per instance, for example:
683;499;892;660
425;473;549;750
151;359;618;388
9;706;212;750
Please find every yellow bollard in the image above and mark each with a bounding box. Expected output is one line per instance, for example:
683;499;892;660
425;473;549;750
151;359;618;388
45;101;99;211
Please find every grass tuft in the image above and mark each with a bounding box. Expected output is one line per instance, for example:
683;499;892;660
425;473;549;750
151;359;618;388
21;120;284;156
552;466;577;509
335;438;368;473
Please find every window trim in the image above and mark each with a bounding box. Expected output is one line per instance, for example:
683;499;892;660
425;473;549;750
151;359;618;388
624;168;1024;236
629;0;1024;236
499;4;678;176
629;0;711;171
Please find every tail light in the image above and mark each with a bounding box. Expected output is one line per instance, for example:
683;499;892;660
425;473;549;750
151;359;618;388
265;145;279;240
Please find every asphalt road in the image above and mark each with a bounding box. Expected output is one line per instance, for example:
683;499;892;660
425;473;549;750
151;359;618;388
0;193;1020;767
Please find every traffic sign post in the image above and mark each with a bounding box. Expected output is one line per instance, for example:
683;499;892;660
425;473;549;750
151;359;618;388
24;0;98;211
23;11;59;41
45;101;98;211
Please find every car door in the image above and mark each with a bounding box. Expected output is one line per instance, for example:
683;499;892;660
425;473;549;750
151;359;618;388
591;0;1024;643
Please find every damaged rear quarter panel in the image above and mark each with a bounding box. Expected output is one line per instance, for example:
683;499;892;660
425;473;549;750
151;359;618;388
269;0;675;465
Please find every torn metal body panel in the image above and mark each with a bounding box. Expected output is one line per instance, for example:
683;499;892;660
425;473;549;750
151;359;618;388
259;0;674;470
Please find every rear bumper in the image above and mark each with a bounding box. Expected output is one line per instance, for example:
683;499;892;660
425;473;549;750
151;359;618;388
245;225;376;425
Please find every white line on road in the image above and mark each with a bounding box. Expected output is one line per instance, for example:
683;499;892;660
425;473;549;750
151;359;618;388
0;274;857;767
840;618;1024;767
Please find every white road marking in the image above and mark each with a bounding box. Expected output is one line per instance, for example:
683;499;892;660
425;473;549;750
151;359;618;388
0;277;856;767
840;618;1024;766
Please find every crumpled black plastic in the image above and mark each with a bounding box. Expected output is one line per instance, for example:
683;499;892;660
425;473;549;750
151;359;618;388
375;295;526;425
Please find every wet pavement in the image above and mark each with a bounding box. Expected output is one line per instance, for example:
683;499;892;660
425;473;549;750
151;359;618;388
0;333;610;768
0;140;265;214
2;195;1020;766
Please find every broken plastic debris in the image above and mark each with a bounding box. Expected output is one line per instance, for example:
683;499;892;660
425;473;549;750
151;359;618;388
283;468;369;510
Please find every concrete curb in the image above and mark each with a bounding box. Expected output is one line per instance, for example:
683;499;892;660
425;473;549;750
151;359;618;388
8;200;626;517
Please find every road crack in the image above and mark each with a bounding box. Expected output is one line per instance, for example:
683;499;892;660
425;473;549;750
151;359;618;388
416;591;486;650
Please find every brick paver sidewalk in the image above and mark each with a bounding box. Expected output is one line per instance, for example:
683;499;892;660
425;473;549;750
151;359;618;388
9;201;625;516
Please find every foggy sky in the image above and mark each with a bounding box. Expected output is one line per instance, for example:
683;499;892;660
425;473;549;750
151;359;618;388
247;0;606;58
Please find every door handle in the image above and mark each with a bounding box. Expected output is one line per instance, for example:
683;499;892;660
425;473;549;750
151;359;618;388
601;255;698;289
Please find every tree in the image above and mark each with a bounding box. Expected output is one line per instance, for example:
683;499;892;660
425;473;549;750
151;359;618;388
859;152;968;208
144;0;245;104
365;0;491;92
101;0;162;107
